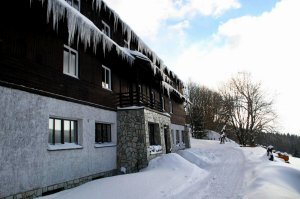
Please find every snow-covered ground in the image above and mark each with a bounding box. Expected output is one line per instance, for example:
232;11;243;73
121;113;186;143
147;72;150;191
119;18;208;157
40;138;300;199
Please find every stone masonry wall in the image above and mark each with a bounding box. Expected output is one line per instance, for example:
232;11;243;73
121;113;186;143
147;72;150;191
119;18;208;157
117;108;147;173
117;107;171;173
144;109;171;161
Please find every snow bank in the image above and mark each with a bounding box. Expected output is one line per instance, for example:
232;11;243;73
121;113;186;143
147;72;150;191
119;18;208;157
241;146;300;199
177;149;220;169
38;137;300;199
190;137;220;148
40;153;207;199
245;164;300;199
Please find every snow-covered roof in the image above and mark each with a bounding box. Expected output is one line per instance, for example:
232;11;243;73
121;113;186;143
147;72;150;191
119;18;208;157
31;0;186;98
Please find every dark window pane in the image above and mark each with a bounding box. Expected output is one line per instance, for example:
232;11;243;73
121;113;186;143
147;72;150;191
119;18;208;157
105;69;110;84
49;118;54;144
176;130;180;144
71;121;76;143
63;50;69;74
64;120;70;143
95;123;101;143
149;123;155;145
95;123;111;143
103;124;107;142
107;125;111;142
70;53;76;76
55;119;62;144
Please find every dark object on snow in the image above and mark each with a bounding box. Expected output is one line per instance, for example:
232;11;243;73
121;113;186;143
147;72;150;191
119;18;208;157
220;125;226;144
267;145;274;156
269;153;274;161
277;152;289;163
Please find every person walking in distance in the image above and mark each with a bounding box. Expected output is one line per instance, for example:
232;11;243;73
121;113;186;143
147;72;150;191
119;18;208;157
220;125;226;144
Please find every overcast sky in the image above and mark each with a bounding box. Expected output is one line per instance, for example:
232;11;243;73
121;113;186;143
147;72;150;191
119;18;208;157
105;0;300;135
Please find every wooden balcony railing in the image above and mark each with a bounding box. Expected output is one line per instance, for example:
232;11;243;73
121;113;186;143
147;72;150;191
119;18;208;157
117;91;163;112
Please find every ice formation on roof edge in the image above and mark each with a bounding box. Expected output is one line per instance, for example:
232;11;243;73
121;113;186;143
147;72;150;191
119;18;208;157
36;0;134;65
32;0;186;100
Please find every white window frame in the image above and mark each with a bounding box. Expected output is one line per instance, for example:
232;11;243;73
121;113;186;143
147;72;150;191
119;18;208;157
102;65;111;90
63;45;78;78
124;39;130;48
65;0;80;11
102;21;111;38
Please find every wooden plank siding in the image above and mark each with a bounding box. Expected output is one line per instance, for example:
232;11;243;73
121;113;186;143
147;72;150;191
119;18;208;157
0;0;186;125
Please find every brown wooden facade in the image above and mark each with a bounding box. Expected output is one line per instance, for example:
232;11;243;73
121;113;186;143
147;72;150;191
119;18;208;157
0;0;186;125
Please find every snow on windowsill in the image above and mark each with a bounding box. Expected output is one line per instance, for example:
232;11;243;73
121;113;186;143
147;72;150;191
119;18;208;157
94;143;116;148
148;145;163;155
47;143;83;151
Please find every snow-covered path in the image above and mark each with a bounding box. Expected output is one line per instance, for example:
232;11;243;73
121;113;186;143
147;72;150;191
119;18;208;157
40;138;300;199
177;143;245;199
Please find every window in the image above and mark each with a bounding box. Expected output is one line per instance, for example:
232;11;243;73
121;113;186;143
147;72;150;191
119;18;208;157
102;65;111;90
102;21;111;38
171;130;175;145
63;45;78;78
124;39;130;48
181;131;185;144
65;0;80;11
176;130;180;144
49;118;78;145
169;100;173;114
95;123;111;143
148;123;160;146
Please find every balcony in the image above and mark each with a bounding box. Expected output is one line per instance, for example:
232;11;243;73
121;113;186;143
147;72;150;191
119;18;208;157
117;91;163;112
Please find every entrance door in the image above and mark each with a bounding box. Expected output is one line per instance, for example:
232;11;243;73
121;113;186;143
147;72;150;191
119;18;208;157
164;125;171;153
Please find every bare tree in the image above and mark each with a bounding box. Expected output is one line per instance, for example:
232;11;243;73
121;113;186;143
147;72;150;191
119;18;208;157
220;72;277;145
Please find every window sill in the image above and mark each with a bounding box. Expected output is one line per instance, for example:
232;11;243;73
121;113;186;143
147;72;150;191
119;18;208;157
47;143;83;151
94;143;116;148
63;72;79;79
150;151;163;155
102;87;112;92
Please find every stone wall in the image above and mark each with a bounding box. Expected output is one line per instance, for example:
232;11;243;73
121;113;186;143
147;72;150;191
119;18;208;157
144;109;171;161
2;170;116;199
117;107;171;173
117;108;147;173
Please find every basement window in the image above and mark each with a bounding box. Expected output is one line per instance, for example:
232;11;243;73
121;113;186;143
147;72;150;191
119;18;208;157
95;123;112;144
48;118;82;150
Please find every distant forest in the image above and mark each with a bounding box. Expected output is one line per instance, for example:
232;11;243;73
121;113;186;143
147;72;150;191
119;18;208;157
255;132;300;158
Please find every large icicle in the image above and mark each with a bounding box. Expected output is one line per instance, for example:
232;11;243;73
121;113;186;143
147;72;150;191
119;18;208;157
93;0;102;12
35;0;182;84
36;0;134;64
162;81;187;102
